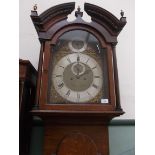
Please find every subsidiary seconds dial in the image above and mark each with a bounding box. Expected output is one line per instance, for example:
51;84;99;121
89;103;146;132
52;53;103;103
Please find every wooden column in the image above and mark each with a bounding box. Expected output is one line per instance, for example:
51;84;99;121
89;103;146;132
112;43;122;111
34;41;45;109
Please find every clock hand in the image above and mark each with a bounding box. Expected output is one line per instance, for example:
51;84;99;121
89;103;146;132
77;54;80;62
78;69;91;78
76;55;80;78
75;66;81;79
76;66;80;77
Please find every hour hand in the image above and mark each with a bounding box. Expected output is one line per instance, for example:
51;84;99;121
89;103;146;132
76;66;80;77
77;55;80;62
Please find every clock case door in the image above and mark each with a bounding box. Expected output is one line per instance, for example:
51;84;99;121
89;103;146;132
38;33;115;112
47;30;110;105
31;2;126;114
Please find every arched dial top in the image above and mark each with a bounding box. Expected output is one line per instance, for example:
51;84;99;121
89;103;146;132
68;38;87;52
52;53;103;103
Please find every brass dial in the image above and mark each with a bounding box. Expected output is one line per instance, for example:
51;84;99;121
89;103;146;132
52;53;103;103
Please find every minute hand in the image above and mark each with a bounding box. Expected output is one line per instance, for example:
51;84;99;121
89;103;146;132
78;69;91;78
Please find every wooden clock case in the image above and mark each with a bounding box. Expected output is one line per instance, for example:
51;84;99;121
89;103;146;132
30;2;126;155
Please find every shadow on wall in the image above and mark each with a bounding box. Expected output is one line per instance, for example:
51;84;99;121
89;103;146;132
118;148;135;155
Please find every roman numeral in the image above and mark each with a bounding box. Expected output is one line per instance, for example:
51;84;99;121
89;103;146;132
59;65;64;69
91;66;97;70
58;82;64;88
92;83;98;89
56;75;62;77
87;91;92;97
77;93;80;101
94;76;100;78
67;57;72;64
66;90;71;96
86;58;89;64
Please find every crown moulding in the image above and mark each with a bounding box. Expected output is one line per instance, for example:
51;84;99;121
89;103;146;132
30;2;75;33
84;3;127;36
30;2;126;43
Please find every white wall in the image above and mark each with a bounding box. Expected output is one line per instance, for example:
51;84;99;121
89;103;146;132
19;0;135;119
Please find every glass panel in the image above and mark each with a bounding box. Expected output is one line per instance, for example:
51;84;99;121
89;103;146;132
48;30;109;104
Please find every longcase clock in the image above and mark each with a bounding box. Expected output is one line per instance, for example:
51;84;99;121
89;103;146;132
30;2;126;155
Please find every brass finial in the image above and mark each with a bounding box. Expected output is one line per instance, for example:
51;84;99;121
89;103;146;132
77;6;81;12
33;4;37;11
75;5;83;17
120;10;124;17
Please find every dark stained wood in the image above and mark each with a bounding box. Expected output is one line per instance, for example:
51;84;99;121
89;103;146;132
30;2;126;155
34;42;44;107
19;59;37;117
57;132;98;155
111;43;123;110
19;59;37;155
31;3;126;43
36;16;118;43
39;41;51;108
43;123;109;155
19;59;37;84
31;2;75;33
30;110;124;124
84;3;127;36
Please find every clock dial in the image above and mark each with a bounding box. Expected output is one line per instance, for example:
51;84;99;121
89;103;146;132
68;39;87;52
48;30;110;104
52;53;103;103
72;40;84;49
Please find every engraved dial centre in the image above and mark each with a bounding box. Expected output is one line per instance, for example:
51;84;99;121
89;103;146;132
64;63;93;92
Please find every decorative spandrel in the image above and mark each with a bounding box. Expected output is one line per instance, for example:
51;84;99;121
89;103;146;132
48;30;109;104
